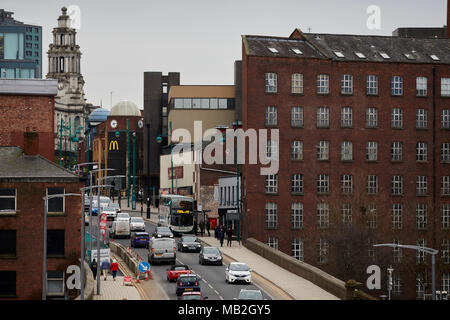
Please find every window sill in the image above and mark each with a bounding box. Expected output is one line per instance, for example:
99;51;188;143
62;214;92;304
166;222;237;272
366;93;379;97
265;227;278;230
0;211;18;217
47;255;66;259
291;125;304;129
441;162;450;164
317;193;330;196
341;92;353;96
264;124;278;128
0;255;17;259
417;194;429;197
264;92;278;95
291;159;303;162
317;93;330;96
341;126;353;129
391;160;403;163
416;95;428;98
291;192;304;196
265;192;279;196
48;212;66;217
316;126;330;129
365;126;379;130
416;161;428;164
341;160;354;163
290;93;304;96
391;94;404;97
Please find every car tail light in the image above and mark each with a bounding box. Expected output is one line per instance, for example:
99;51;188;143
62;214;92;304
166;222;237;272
178;281;182;287
195;281;198;286
173;247;177;252
151;248;154;253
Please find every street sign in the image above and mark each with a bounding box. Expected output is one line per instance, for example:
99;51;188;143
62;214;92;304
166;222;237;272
138;261;150;273
90;248;110;264
226;210;240;221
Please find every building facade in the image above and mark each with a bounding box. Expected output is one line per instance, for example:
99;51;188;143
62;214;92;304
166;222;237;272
241;28;450;299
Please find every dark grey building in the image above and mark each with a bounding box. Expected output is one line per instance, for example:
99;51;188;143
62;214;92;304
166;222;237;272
393;26;448;39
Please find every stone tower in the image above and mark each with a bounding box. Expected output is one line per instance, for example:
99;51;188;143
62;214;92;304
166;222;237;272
47;7;87;164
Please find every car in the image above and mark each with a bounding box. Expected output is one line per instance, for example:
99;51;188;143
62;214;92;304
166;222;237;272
199;246;222;265
102;207;117;221
152;226;174;238
225;262;252;284
130;217;146;231
166;264;192;282
176;274;201;296
110;218;131;239
108;202;121;213
236;289;263;300
148;237;176;265
115;212;130;222
178;235;201;252
131;232;149;248
179;292;208;300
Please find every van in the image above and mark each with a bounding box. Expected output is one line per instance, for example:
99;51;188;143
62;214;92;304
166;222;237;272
148;237;176;265
110;219;130;239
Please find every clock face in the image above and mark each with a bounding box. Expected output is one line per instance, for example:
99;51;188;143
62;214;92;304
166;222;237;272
138;120;143;128
110;119;118;129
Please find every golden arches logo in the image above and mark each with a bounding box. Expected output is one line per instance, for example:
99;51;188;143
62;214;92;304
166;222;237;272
109;140;119;151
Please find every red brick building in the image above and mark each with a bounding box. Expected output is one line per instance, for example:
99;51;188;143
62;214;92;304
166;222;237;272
0;79;58;162
241;29;450;299
0;133;84;299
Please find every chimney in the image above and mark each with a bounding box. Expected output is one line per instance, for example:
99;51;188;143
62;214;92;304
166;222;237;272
447;0;450;38
24;131;39;156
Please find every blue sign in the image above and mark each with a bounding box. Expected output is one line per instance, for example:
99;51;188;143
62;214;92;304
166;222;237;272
138;261;150;273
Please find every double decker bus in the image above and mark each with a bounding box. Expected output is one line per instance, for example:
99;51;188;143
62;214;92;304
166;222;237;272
158;194;195;235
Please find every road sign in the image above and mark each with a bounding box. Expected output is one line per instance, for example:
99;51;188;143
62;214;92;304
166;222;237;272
90;248;110;264
226;209;240;221
138;261;150;273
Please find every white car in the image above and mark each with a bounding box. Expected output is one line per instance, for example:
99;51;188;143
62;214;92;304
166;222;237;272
225;262;252;284
102;207;117;221
130;217;145;231
115;212;130;222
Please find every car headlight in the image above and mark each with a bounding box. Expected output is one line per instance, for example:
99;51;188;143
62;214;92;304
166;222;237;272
183;244;187;247
157;234;162;238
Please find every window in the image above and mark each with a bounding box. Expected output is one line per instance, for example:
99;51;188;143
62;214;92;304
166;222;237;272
341;175;353;194
265;174;278;194
0;189;16;213
341;107;353;127
442;204;450;230
442;176;450;196
0;271;16;296
266;140;278;161
441;143;450;163
392;204;403;230
416;239;426;264
341;141;353;161
318;238;329;264
317;74;329;94
47;188;64;213
334;51;345;58
291;141;303;161
366;142;378;161
393;239;402;263
365;204;377;229
317;203;329;229
317;141;330;161
265;106;277;126
366;75;378;95
291;174;304;194
367;239;376;261
355;52;366;59
416;77;428;96
265;203;277;229
442;273;450;293
291;203;303;229
380;52;391;59
0;230;16;256
417;176;428;196
416;142;428;162
416;109;428;129
291;74;304;94
393;276;402;296
291;106;303;128
292;238;304;261
442;239;450;264
267;237;278;250
291;48;303;55
268;47;278;53
265;73;277;93
317;174;329;194
416;204;427;230
416;273;426;300
317;107;329;128
341;203;352;227
392;76;403;96
47;271;64;296
366;108;378;128
391;142;403;162
341;75;353;94
392;175;403;196
391;108;403;129
442;110;450;129
367;175;378;195
441;78;450;97
47;230;65;257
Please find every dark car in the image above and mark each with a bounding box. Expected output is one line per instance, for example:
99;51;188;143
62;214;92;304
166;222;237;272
131;232;150;248
199;246;222;265
178;235;201;252
152;226;174;239
176;274;201;296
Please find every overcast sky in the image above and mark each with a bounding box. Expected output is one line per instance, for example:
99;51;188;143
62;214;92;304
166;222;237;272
2;0;447;109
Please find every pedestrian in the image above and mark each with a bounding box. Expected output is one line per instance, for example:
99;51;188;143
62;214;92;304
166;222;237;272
110;259;119;281
193;220;198;236
226;227;233;247
90;258;98;280
218;226;225;247
215;225;220;239
205;218;211;237
199;220;204;237
101;259;111;281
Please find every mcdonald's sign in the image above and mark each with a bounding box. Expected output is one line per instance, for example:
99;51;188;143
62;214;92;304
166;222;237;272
109;140;119;151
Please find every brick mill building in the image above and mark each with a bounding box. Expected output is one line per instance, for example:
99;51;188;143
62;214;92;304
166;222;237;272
241;28;450;299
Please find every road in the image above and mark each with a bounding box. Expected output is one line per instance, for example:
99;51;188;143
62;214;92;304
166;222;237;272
107;211;273;300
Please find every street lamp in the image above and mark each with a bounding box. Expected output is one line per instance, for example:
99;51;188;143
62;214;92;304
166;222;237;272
132;131;136;210
232;120;242;244
156;121;173;194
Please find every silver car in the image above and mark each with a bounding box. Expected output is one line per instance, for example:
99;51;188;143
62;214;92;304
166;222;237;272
199;246;222;265
237;289;263;300
130;217;145;231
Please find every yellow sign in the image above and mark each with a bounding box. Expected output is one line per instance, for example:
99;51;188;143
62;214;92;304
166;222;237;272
109;140;119;151
176;210;190;214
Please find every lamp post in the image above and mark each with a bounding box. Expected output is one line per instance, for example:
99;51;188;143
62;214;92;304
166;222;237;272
132;131;136;210
232;120;242;244
156;121;173;193
387;265;394;300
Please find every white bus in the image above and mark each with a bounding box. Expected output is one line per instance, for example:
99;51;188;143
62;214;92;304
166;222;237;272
158;194;195;235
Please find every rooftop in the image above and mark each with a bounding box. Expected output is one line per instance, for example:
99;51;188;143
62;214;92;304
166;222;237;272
0;79;58;96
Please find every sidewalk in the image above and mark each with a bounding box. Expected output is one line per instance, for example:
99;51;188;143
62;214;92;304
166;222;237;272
119;201;339;300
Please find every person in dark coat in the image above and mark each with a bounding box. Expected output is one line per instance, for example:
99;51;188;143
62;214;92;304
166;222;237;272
90;259;98;280
218;226;225;247
226;227;233;247
215;225;220;239
199;220;204;236
205;219;211;236
193;220;198;236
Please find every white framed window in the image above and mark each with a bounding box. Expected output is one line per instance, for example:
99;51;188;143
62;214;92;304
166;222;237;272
416;239;426;264
317;203;329;229
392;76;403;96
416;272;426;300
267;237;278;250
0;188;17;213
341;203;352;228
393;276;403;296
366;141;378;161
317;107;329;128
291;174;304;194
46;271;65;297
341;141;353;161
416;204;427;230
341;74;353;94
441;143;450;163
265;73;277;93
317;74;329;94
367;175;378;195
317;141;330;161
392;203;403;230
291;73;304;94
291;106;304;128
265;106;277;126
391;108;403;129
365;203;377;229
291;141;303;161
441;239;450;264
441;176;450;196
416;109;428;129
291;203;304;229
292;238;304;261
318;238;329;264
266;140;278;161
416;142;428;162
442;273;450;293
366;75;378;95
265;174;278;194
317;174;329;194
416;77;428;96
417;176;428;196
392;175;403;196
393;239;402;263
341;107;353;127
441;78;450;97
366;107;378;128
341;174;353;194
391;142;403;161
442;204;450;230
265;203;277;229
442;110;450;129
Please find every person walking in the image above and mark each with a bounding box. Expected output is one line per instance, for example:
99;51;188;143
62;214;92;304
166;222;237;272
90;259;98;280
193;220;198;236
205;218;211;237
226;227;233;247
214;225;220;239
110;259;119;281
218;226;225;247
101;259;111;281
199;220;204;237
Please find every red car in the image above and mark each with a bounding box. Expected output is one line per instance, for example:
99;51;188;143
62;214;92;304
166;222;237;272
179;292;208;300
166;264;192;282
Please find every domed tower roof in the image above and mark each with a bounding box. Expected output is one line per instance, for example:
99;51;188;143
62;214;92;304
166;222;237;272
110;100;141;117
88;108;110;122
